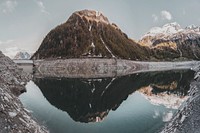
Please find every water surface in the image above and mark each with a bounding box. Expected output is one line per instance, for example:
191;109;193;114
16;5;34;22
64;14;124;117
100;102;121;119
20;70;194;133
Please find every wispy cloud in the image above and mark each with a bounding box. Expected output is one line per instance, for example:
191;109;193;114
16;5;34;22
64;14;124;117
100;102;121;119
0;39;14;44
0;39;18;58
4;46;19;58
161;10;172;20
1;0;17;14
152;14;158;22
152;10;173;22
36;1;50;15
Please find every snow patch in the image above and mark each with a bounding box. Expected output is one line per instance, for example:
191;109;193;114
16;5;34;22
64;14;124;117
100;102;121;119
89;24;92;31
96;11;101;17
91;88;95;93
142;22;182;38
89;103;92;108
140;22;200;40
13;52;31;60
91;42;95;48
101;78;116;96
100;36;115;58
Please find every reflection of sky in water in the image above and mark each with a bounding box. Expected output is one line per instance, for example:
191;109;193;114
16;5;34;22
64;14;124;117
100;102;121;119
20;80;179;133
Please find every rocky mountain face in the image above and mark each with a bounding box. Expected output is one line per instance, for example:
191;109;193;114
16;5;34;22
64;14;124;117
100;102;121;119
139;22;200;60
13;52;31;60
31;10;150;60
0;51;48;133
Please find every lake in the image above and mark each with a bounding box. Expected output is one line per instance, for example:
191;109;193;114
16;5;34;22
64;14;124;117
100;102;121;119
19;67;195;133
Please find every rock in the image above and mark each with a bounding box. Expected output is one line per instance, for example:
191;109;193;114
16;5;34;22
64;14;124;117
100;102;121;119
160;68;200;133
0;51;48;133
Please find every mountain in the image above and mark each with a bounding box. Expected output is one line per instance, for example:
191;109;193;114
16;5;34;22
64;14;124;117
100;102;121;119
139;22;200;60
31;10;150;60
14;51;31;60
31;10;200;61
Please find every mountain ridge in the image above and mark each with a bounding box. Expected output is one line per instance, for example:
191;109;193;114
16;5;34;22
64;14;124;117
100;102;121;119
139;22;200;60
140;22;200;45
31;10;200;61
31;9;151;60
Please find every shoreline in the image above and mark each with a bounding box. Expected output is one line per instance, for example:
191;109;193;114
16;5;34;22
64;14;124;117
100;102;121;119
31;58;200;78
0;52;48;133
161;70;200;133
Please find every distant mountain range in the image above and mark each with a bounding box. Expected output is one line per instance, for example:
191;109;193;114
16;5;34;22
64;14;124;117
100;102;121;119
31;10;200;61
14;52;31;60
139;22;200;60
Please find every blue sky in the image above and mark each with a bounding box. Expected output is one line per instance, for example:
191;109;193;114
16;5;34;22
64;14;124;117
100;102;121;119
0;0;200;57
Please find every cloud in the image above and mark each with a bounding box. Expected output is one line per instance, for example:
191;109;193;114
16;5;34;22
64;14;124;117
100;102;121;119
152;14;158;22
0;39;16;58
161;10;172;20
4;46;19;58
1;0;17;14
36;1;49;15
0;39;14;45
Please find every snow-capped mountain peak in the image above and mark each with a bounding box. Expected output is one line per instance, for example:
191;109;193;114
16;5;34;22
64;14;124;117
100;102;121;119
185;24;197;30
139;22;200;46
74;9;109;24
142;22;182;38
13;52;31;60
163;22;181;29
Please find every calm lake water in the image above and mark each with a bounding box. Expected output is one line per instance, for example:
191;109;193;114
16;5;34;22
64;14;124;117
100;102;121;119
19;69;195;133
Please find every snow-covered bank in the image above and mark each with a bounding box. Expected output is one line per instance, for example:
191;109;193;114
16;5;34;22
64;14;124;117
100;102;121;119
33;58;200;78
0;51;48;133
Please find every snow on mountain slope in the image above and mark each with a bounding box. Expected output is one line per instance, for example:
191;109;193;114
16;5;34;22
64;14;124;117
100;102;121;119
142;22;182;38
140;22;200;46
14;52;31;60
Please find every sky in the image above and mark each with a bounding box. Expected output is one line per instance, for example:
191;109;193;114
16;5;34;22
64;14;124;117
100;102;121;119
1;0;200;58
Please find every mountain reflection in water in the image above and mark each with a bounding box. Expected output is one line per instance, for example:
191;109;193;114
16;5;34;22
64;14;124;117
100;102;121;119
33;70;194;123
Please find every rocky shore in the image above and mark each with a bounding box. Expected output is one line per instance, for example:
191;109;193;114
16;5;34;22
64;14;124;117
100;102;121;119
161;67;200;133
0;51;48;133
